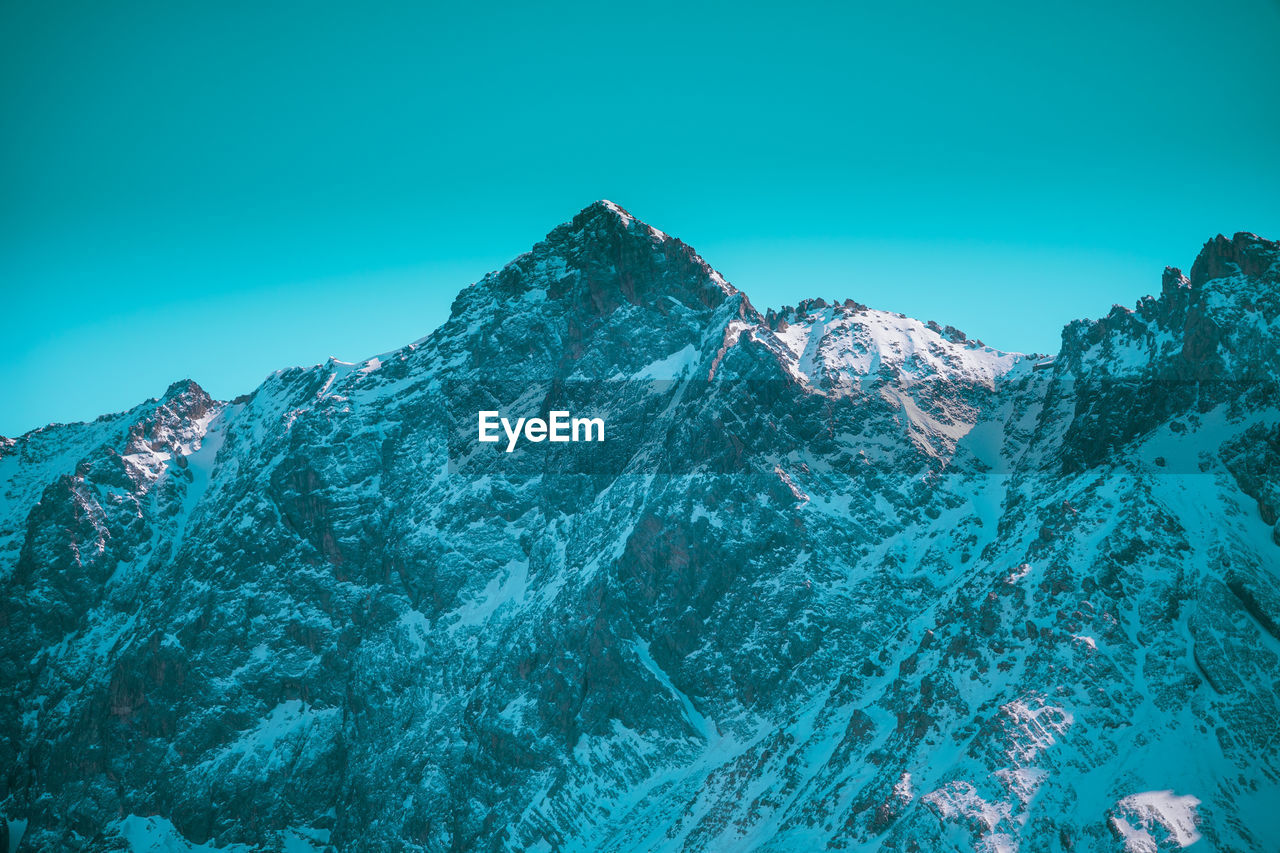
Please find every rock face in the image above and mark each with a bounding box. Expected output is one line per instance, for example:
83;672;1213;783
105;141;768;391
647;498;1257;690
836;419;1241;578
1;203;1278;852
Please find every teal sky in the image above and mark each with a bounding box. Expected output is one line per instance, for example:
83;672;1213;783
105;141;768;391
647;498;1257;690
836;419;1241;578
3;0;1279;436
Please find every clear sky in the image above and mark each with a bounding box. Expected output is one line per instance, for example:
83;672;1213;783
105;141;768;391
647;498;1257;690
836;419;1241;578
2;0;1278;436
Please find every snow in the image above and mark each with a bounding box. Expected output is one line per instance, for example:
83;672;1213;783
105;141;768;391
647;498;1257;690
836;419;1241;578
706;318;750;380
1112;790;1202;851
202;700;339;776
452;558;529;628
919;692;1071;849
399;608;431;655
1000;695;1072;764
773;465;810;502
893;771;914;802
600;200;634;226
1005;563;1033;584
707;269;735;296
5;818;26;853
281;826;331;852
632;639;713;740
923;780;1007;831
626;344;700;380
1112;816;1159;853
770;305;1025;387
107;816;328;852
996;766;1047;808
111;815;252;852
171;408;226;542
499;694;536;725
887;386;974;443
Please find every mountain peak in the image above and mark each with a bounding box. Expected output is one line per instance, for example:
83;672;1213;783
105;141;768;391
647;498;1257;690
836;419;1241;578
446;202;744;330
579;198;634;224
563;199;665;244
1188;231;1278;288
161;378;208;402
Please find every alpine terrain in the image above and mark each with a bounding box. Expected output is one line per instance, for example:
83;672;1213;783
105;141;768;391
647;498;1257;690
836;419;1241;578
2;202;1278;852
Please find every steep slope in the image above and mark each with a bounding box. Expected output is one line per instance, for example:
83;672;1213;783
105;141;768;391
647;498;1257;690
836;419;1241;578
1;206;1277;853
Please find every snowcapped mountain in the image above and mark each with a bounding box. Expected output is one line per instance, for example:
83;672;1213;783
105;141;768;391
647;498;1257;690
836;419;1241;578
2;202;1278;852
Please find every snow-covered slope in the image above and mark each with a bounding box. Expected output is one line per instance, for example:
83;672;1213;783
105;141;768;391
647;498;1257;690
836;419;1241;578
1;204;1278;852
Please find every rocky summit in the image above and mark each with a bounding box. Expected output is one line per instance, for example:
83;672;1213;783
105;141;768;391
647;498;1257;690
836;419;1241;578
2;202;1279;852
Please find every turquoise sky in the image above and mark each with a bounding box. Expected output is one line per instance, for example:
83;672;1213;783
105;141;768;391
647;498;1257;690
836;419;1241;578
3;0;1278;435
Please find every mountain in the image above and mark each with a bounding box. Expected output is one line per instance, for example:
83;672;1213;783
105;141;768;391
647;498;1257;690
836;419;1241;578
2;202;1278;852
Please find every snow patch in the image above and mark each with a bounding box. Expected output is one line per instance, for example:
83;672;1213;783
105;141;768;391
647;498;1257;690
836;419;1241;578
628;344;699;380
110;815;252;852
893;771;913;803
281;826;332;852
632;639;713;740
1005;563;1032;584
453;559;529;628
774;465;810;503
600;200;634;226
1111;790;1202;851
923;780;1008;832
1000;695;1072;764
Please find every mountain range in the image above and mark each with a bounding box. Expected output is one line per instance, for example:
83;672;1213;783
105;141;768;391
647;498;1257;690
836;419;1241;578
2;202;1278;852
